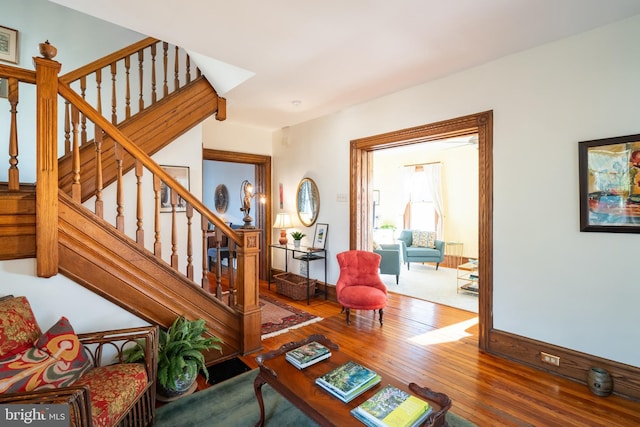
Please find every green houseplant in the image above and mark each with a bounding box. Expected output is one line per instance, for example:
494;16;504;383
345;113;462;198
124;316;223;399
290;231;306;247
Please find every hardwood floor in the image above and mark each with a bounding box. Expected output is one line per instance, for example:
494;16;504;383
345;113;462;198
238;281;640;426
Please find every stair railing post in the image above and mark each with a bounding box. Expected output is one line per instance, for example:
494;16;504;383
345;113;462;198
234;228;262;354
34;48;62;278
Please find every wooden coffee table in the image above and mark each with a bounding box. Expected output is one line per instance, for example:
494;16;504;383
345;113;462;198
254;334;451;427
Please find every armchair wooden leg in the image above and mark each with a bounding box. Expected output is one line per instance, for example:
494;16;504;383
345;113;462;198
345;308;351;324
378;308;383;326
395;275;399;284
436;263;440;270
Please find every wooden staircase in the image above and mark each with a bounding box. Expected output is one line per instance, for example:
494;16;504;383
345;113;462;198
0;39;262;363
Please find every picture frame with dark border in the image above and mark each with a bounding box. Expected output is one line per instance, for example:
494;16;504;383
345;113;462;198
160;165;190;212
0;25;18;64
579;133;640;233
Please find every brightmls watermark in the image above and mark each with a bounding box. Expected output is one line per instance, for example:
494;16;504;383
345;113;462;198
0;405;69;426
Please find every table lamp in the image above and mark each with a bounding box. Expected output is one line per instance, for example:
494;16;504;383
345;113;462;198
273;212;293;245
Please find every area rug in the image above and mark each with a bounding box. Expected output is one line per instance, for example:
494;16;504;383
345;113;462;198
381;264;478;313
154;369;477;427
260;294;323;339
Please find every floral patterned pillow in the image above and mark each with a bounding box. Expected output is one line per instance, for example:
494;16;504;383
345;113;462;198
412;230;436;248
0;296;42;358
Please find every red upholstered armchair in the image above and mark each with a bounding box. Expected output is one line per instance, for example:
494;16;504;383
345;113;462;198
336;250;388;326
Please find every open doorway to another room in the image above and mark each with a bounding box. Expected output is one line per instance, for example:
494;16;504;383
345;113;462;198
202;149;272;282
372;137;479;312
349;111;493;351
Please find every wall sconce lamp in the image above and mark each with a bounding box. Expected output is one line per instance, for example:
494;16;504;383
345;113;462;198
240;180;266;228
273;212;293;245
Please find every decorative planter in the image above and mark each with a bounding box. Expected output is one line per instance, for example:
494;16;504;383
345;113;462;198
294;239;301;247
587;367;613;397
156;369;197;401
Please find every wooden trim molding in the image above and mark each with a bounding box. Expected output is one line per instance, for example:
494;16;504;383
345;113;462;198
350;111;493;350
490;330;640;399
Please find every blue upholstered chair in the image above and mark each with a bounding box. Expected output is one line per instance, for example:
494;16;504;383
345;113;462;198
373;243;402;284
396;229;445;270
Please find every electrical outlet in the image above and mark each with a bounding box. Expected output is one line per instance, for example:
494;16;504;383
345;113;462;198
541;352;560;366
336;193;348;202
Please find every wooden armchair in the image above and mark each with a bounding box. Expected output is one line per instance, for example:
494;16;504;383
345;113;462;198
0;296;159;427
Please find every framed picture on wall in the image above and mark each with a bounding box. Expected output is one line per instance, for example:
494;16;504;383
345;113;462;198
579;133;640;233
160;165;189;212
0;26;19;64
312;223;329;249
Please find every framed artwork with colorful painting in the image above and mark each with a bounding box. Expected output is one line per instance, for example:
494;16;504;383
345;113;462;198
579;133;640;233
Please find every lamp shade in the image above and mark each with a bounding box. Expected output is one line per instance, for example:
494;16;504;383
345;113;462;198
273;212;293;229
274;213;293;245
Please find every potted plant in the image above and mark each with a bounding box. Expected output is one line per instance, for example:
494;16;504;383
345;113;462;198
290;231;306;247
123;316;223;400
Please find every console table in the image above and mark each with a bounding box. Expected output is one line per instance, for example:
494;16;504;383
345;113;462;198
268;244;328;304
254;334;452;427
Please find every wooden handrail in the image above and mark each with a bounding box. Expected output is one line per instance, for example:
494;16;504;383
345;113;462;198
60;37;159;84
0;64;36;83
56;81;241;245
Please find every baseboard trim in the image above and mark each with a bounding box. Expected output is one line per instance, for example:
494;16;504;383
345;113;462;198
488;329;640;400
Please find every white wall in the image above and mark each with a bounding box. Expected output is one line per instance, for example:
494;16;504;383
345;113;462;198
268;15;640;367
0;259;149;333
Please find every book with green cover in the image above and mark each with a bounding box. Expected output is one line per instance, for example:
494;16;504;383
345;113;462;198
286;341;331;365
315;361;377;397
317;374;382;403
351;384;431;427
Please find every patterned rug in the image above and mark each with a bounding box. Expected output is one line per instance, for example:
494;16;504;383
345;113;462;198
260;294;322;339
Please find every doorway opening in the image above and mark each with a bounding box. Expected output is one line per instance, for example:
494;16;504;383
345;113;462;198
202;149;272;281
350;111;493;350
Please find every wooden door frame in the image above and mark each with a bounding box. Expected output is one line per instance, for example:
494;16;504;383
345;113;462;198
202;149;272;281
349;111;493;350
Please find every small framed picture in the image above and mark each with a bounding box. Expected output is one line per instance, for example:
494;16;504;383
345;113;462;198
312;223;328;250
160;165;189;212
0;25;19;64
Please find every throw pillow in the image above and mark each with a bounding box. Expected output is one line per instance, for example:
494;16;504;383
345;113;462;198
412;231;437;248
0;317;93;394
0;296;42;358
36;317;93;379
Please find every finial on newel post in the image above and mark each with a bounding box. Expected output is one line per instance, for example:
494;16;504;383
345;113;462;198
38;40;57;59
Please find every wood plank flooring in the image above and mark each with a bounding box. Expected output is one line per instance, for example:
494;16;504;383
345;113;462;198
238;281;640;426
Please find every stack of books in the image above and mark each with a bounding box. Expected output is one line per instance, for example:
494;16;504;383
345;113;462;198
351;384;432;427
285;341;332;369
315;361;381;403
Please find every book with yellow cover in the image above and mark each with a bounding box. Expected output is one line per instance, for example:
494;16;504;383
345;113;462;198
351;384;432;427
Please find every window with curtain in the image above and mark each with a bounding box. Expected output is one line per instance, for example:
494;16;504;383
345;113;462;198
405;163;443;238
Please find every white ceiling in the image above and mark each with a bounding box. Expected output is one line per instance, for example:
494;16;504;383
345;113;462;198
50;0;640;131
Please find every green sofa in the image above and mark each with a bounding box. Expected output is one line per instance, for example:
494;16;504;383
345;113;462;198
396;230;445;270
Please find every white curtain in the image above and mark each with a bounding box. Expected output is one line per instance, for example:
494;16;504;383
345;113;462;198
427;163;444;239
401;166;413;229
404;163;444;239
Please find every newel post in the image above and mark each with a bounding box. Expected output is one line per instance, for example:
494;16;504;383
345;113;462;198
34;42;61;278
234;228;263;354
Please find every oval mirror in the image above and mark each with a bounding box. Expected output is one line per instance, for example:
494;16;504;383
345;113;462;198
296;178;320;226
